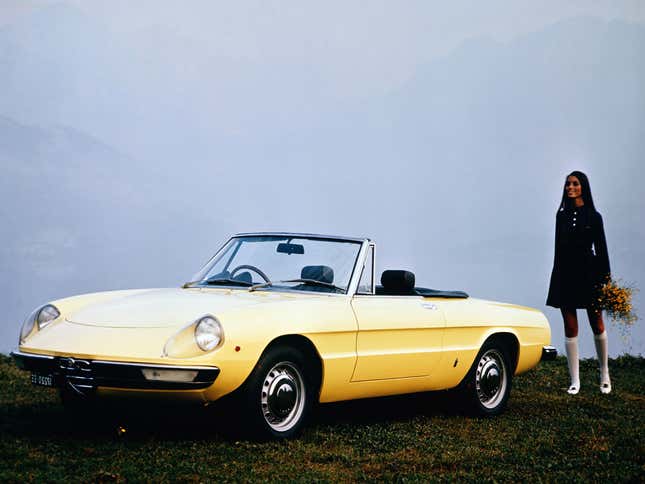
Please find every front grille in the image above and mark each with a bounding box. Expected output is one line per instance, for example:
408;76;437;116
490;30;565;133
56;357;96;393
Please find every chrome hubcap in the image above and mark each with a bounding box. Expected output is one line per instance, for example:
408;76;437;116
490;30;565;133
475;349;507;409
260;361;305;432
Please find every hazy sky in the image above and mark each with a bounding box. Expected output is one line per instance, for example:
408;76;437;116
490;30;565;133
2;0;644;99
1;1;644;358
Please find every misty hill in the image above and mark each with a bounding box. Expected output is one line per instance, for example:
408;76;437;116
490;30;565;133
0;116;136;216
0;116;217;338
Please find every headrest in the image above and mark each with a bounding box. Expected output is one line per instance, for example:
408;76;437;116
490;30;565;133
381;270;415;292
301;265;334;284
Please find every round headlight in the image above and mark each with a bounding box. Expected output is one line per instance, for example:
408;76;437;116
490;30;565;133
194;316;223;351
19;307;39;343
37;304;60;329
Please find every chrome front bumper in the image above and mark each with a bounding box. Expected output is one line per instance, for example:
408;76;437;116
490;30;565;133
541;346;557;361
11;350;220;393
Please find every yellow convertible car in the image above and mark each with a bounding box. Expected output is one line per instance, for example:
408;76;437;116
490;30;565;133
13;232;556;439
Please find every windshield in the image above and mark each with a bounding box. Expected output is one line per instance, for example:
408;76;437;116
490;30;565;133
188;236;363;294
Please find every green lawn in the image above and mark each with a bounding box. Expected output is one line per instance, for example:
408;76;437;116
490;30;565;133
1;354;643;482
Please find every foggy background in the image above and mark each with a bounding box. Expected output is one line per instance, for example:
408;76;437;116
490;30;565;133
1;1;644;357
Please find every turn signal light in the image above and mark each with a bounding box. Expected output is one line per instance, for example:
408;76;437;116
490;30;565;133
141;368;198;382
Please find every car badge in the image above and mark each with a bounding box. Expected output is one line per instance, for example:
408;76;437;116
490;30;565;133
59;357;91;372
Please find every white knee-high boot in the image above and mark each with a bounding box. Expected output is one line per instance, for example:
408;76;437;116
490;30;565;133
565;336;580;394
594;331;611;394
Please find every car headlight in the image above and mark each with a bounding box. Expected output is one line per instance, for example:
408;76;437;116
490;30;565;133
19;307;39;343
194;316;223;351
19;304;60;344
37;304;60;329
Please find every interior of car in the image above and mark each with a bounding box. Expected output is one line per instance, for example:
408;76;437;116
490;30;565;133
375;269;469;298
229;266;468;298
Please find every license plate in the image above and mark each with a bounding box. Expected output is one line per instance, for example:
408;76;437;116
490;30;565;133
31;373;54;387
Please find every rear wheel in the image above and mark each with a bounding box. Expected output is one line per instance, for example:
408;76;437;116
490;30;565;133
459;340;512;416
234;346;315;440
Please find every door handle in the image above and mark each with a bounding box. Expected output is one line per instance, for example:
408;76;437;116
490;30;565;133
421;302;438;310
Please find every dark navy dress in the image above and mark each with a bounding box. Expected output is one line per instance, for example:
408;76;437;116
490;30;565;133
546;205;610;309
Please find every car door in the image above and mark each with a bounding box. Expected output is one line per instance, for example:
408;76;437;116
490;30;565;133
350;295;446;381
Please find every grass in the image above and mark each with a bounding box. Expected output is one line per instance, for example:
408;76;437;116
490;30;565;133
0;353;643;482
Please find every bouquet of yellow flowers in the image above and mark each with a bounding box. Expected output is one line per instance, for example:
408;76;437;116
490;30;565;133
595;276;638;326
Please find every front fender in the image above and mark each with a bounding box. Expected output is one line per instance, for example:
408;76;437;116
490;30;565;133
200;295;358;401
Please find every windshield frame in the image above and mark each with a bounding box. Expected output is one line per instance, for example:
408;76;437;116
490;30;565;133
187;233;371;296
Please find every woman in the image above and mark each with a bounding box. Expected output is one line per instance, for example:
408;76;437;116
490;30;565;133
547;171;611;394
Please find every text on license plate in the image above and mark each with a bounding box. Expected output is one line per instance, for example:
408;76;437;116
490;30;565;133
31;373;54;387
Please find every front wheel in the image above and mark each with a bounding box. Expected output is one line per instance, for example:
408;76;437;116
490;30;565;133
235;346;314;440
459;341;512;416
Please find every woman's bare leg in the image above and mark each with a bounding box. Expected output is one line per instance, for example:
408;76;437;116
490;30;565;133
586;309;605;335
561;308;579;337
561;308;580;394
588;309;611;393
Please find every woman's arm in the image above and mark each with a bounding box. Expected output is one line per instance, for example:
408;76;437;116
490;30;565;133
553;212;563;265
594;212;611;279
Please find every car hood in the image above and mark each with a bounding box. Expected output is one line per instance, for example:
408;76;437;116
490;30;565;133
65;288;307;328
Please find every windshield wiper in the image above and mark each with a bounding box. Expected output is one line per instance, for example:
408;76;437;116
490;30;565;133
182;278;253;288
204;278;253;287
249;279;344;293
284;278;345;293
249;281;273;292
182;280;201;288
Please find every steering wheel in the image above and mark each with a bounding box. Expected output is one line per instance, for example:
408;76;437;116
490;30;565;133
230;264;271;283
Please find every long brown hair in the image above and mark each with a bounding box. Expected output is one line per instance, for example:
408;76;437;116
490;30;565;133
558;170;597;212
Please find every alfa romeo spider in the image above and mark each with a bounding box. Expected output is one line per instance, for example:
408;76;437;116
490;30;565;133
12;232;556;439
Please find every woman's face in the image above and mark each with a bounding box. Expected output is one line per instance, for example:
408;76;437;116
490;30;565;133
565;176;582;199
